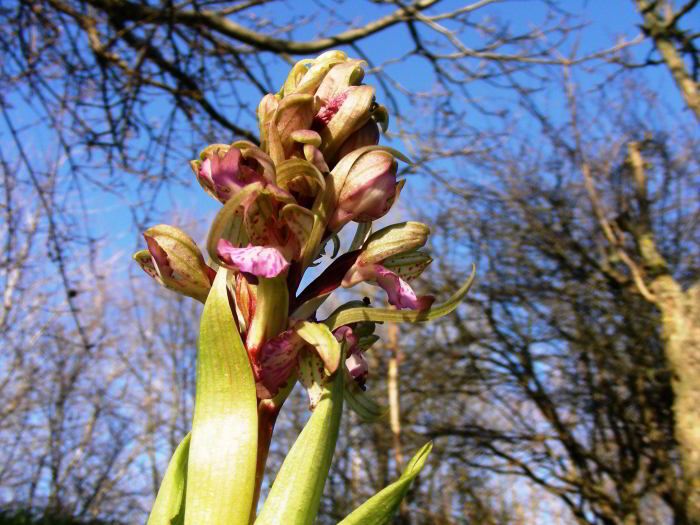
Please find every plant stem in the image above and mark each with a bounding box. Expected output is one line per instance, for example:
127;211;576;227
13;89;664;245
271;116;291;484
249;399;279;525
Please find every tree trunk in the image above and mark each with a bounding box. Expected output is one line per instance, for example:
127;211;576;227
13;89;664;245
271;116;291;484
653;278;700;522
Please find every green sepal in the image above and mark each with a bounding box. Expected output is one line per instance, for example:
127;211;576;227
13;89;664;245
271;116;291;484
324;265;476;330
296;321;341;375
349;222;372;251
357;222;430;265
255;365;344;525
337;442;433;525
184;268;258;525
299;187;331;273
299;352;330;410
146;433;191;525
275;158;325;194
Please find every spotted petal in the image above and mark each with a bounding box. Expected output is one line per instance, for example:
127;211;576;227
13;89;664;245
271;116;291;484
280;203;315;260
217;241;290;278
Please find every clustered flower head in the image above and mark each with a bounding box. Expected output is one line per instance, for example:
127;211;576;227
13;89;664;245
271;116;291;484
133;50;436;409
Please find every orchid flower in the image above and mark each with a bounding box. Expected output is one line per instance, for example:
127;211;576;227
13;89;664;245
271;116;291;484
137;50;476;525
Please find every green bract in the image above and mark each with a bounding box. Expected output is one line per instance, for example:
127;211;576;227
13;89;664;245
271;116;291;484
184;269;258;525
146;433;190;525
255;363;344;525
338;442;434;525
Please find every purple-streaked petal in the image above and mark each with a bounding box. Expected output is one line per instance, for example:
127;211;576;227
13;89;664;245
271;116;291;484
144;234;172;277
342;263;434;310
334;325;369;386
333;325;358;352
243;195;280;247
235;141;277;186
315;59;366;102
217;240;290;278
197;147;266;203
374;265;434;310
133;250;162;282
315;85;376;163
257;329;306;399
280;204;314;261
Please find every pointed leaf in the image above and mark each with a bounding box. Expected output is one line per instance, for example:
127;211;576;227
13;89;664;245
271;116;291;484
255;367;344;525
184;268;258;525
337;442;433;525
146;433;191;525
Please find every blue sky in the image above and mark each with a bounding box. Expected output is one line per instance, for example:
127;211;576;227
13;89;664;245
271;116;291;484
2;0;693;286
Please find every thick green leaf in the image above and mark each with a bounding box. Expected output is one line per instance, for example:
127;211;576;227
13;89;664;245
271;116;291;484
337;442;433;525
184;268;258;525
146;433;191;525
324;265;476;330
255;368;344;525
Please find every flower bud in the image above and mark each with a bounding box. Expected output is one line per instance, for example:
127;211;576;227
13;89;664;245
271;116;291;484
134;225;215;303
285;51;347;96
314;59;366;101
313;85;376;164
335;120;380;162
190;145;262;203
357;222;430;265
327;149;401;232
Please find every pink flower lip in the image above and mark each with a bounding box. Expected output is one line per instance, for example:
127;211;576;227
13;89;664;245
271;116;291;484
217;240;290;278
342;263;434;311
